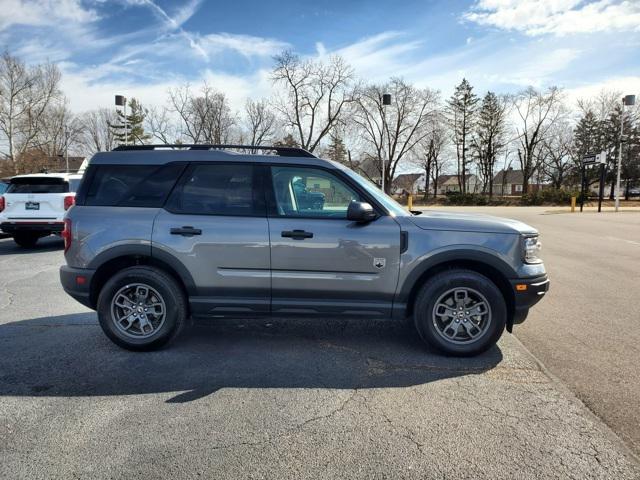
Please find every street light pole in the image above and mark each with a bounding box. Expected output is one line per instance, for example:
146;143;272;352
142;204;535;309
615;95;636;212
381;93;391;193
115;95;128;146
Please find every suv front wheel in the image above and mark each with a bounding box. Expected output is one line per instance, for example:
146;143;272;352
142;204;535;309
97;266;187;351
413;269;506;356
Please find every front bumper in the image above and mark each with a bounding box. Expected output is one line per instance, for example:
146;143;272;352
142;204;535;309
1;221;64;234
60;265;96;309
509;274;550;327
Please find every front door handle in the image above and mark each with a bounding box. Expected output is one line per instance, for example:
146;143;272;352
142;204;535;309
170;226;202;237
281;230;313;240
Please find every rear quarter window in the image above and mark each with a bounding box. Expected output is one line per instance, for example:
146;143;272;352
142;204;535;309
83;163;185;207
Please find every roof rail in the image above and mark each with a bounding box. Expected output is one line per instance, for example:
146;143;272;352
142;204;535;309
112;144;317;158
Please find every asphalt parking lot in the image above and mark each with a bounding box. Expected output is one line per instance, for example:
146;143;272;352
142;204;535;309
1;209;639;479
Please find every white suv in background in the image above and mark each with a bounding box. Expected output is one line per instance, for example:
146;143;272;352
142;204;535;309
0;173;82;248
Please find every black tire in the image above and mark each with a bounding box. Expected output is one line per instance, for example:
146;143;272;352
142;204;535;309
97;266;187;351
413;269;507;357
13;233;42;248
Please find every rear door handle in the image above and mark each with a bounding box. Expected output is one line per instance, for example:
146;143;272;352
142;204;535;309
281;230;313;240
170;226;202;237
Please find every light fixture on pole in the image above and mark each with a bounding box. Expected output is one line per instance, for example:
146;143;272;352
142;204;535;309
115;95;128;146
381;93;391;193
615;94;635;212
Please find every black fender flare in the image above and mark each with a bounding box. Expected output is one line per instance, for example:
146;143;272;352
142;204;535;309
87;243;197;296
396;247;517;312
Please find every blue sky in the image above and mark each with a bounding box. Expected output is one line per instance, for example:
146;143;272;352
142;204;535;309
1;0;639;112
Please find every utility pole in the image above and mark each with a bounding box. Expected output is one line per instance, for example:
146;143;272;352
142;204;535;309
64;125;69;173
615;95;636;212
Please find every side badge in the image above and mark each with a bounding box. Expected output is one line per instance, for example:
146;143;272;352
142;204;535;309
374;258;386;269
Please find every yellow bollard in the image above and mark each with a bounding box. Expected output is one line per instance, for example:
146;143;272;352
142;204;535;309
407;194;413;211
570;196;576;213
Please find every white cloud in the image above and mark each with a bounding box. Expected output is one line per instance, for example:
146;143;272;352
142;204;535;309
464;0;640;36
563;75;640;106
328;31;423;82
0;0;98;31
197;33;289;58
58;62;274;114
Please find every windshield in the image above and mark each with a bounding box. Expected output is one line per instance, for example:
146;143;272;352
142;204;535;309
342;168;411;217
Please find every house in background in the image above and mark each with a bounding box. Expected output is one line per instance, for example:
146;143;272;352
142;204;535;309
434;174;480;195
492;168;544;196
392;173;425;194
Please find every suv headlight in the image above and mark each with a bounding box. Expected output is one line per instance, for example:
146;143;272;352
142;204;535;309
523;235;542;264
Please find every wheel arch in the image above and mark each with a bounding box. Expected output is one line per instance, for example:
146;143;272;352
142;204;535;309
88;247;195;310
400;251;516;330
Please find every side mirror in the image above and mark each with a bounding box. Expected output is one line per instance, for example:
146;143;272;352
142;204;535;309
347;201;377;223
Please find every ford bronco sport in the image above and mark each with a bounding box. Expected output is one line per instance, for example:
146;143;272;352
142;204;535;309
60;145;549;356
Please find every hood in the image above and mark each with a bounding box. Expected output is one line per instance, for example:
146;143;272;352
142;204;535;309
408;210;538;235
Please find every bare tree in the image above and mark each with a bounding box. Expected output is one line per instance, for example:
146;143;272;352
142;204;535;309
353;78;439;193
271;51;356;153
245;98;277;148
414;112;447;199
81;108;118;154
33;103;84;158
145;105;176;145
540;122;574;188
511;86;565;193
167;83;237;144
0;50;61;173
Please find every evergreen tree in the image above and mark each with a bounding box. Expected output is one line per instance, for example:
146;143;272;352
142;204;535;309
447;78;479;193
472;92;506;197
326;132;348;165
109;98;151;145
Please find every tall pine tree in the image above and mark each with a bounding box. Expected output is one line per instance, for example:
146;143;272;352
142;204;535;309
472;92;506;197
447;79;479;193
326;132;348;165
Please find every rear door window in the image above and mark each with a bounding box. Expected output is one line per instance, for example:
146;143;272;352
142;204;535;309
167;163;264;216
84;163;185;207
7;177;69;194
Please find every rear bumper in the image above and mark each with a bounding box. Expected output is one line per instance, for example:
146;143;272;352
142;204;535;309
510;274;550;325
60;265;95;309
1;221;64;234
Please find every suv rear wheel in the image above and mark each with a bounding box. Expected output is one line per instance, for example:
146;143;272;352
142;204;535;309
13;233;43;248
97;266;187;351
413;269;506;356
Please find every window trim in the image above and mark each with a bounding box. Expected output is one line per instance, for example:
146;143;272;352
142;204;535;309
263;163;387;220
163;161;267;218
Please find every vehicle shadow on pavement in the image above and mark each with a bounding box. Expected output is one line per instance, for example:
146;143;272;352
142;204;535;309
0;236;63;255
0;313;503;403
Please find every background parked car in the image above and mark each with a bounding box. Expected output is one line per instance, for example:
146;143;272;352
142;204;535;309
0;173;82;247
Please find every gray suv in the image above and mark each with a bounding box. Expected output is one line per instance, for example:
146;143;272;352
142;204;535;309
60;145;549;356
